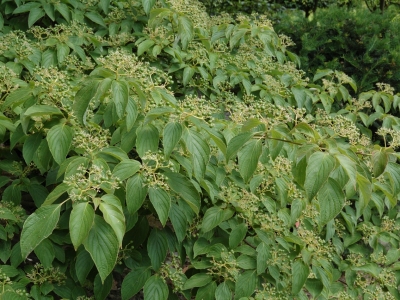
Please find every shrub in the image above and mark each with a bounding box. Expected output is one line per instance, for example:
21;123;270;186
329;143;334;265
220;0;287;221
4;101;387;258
275;5;400;93
0;0;400;299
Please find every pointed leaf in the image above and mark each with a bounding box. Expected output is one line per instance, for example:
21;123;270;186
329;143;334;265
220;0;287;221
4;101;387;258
112;159;141;181
163;122;182;158
83;215;119;283
372;150;388;178
238;139;262;183
99;202;126;247
47;124;74;165
148;187;171;227
136;124;159;158
183;273;212;290
111;80;129;118
226;132;253;162
183;128;210;181
147;229;168;271
21;205;61;258
70;202;95;250
144;275;168;300
305;151;336;200
73;80;101;124
126;174;148;214
234;270;256;299
318;178;345;227
142;0;156;14
292;260;309;295
122;267;151;300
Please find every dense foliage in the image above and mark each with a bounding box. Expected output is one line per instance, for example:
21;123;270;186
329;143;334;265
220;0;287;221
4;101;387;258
1;0;400;299
275;5;400;93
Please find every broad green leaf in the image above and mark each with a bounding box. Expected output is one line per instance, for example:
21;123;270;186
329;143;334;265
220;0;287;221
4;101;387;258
147;229;168;271
94;274;113;300
28;7;45;27
2;87;33;110
142;0;156;14
148;187;171;227
70;202;95;250
111;80;129;118
385;162;400;195
202;206;231;233
57;43;70;64
215;282;231;300
42;183;69;206
318;178;345;227
335;154;356;188
121;267;151;300
165;171;201;214
24;105;62;117
169;203;187;242
99;0;110;13
183;66;195;86
292;260;309;295
55;3;70;21
229;223;248;249
226;132;253;162
136;124;159;158
85;11;107;27
75;249;94;284
256;242;270;275
73;80;101;124
371;150;388;177
126;174;148;214
99;202;125;247
178;15;194;49
196;281;217;300
21;204;61;258
234;270;257;299
125;98;138;131
356;173;371;217
163;122;182;158
112;159;141;181
42;48;57;67
137;39;155;56
47;124;74;165
305;151;336;200
305;278;323;298
13;2;42;13
83;215;119;283
238;139;262;183
183;128;210;181
183;273;212;290
99;146;129;161
23;133;42;164
143;275;168;300
34;239;55;268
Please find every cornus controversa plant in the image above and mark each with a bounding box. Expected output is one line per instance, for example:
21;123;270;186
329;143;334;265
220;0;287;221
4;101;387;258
0;0;400;299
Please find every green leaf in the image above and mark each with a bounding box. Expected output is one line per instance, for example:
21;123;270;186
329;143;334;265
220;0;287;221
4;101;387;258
234;270;257;299
42;48;57;67
238;139;262;183
147;228;168;271
111;80;129;118
143;275;168;300
356;173;371;216
142;0;157;14
229;223;247;249
42;183;69;206
55;3;70;22
34;239;55;268
371;150;388;177
256;242;270;275
215;282;231;300
47;124;74;165
165;172;201;214
24;105;62;117
75;249;94;284
148;187;171;227
73;80;101;124
20;204;61;259
85;11;107;27
137;39;155;56
226;132;253;162
183;128;210;181
202;206;227;233
292;260;309;295
126;174;148;214
183;273;213;290
94;274;113;300
112;159;141;181
305;278;323;298
318;178;345;227
28;7;45;27
83;215;119;283
305;151;336;200
178;16;194;49
43;3;55;21
385;162;400;195
136;124;159;158
169;203;187;242
99;202;126;247
57;43;70;64
99;0;110;13
183;66;195;86
163;122;182;158
70;202;95;250
13;2;42;13
23;133;42;164
122;267;151;300
2;87;33;110
335;154;356;188
196;281;217;300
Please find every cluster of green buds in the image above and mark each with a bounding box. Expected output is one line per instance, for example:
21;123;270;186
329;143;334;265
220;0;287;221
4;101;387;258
207;248;239;282
26;264;67;285
159;253;186;293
